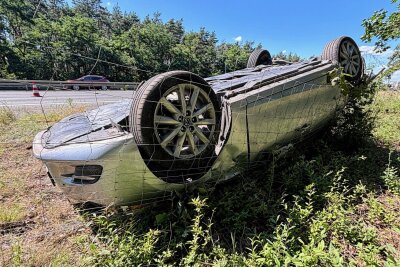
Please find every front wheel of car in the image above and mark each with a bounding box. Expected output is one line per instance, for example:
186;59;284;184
321;36;363;82
73;85;80;90
130;71;221;183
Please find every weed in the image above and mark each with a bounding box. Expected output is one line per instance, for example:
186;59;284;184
0;107;16;126
12;242;23;266
83;86;400;266
89;213;162;266
0;203;25;223
365;193;397;225
381;153;400;194
327;72;378;150
1;88;400;266
49;253;72;267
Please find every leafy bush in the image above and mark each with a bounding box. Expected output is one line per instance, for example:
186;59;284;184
381;153;400;194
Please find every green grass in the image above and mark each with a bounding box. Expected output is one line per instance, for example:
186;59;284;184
84;89;400;266
0;90;399;266
371;91;400;147
0;203;26;223
0;106;87;144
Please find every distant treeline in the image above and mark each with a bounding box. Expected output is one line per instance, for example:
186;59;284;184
0;0;301;81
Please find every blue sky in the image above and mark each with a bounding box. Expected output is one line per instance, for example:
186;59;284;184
74;0;400;80
103;1;395;56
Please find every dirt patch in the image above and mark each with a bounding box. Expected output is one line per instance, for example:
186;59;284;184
0;109;92;266
0;220;35;235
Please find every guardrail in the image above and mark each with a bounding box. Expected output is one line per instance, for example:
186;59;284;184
0;79;139;90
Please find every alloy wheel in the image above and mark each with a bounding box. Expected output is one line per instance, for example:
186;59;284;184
154;83;216;159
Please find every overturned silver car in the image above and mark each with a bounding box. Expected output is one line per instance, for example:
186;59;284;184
33;36;364;206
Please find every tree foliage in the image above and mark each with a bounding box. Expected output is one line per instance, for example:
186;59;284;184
362;0;400;77
272;51;301;62
0;0;262;81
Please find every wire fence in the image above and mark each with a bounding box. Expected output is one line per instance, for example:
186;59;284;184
0;38;370;240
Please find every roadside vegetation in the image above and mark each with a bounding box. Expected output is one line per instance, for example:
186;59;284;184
1;84;399;266
0;106;89;265
1;0;400;266
0;0;254;82
0;0;304;83
81;78;400;266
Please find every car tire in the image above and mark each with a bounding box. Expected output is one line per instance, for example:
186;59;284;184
321;36;363;82
73;85;80;90
130;71;221;183
247;49;272;68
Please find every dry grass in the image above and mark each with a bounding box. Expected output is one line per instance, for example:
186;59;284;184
0;105;90;266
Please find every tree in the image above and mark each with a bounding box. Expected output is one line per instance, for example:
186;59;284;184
214;41;254;74
165;18;184;44
272;52;301;62
362;0;400;77
0;18;15;78
0;0;34;39
0;0;258;81
110;5;139;35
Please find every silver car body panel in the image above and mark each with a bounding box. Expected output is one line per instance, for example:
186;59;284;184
33;59;346;206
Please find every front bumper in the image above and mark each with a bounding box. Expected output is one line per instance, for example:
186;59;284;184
32;130;183;206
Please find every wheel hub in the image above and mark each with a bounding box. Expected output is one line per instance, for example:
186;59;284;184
154;83;216;159
183;117;192;128
339;40;361;78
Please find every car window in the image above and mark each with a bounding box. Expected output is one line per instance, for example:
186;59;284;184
83;76;91;81
92;76;101;80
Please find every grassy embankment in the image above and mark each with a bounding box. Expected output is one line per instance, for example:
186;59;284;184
0;90;399;266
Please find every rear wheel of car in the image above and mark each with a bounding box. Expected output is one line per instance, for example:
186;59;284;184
247;49;272;68
321;36;363;82
130;71;221;183
73;85;80;90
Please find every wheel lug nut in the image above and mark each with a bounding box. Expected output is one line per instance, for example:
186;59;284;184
186;111;190;116
181;126;186;132
192;117;197;122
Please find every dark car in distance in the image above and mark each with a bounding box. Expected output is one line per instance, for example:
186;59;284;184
65;75;110;90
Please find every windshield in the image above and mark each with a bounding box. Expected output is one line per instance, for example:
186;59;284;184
42;100;132;148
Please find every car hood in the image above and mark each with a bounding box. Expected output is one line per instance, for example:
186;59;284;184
41;100;132;149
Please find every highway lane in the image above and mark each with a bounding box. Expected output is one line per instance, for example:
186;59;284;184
0;90;136;108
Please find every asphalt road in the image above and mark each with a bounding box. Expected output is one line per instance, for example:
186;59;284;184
0;90;135;109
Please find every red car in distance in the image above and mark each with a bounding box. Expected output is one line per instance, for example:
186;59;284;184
65;75;110;90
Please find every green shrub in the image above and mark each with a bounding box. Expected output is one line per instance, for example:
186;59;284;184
381;153;400;194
